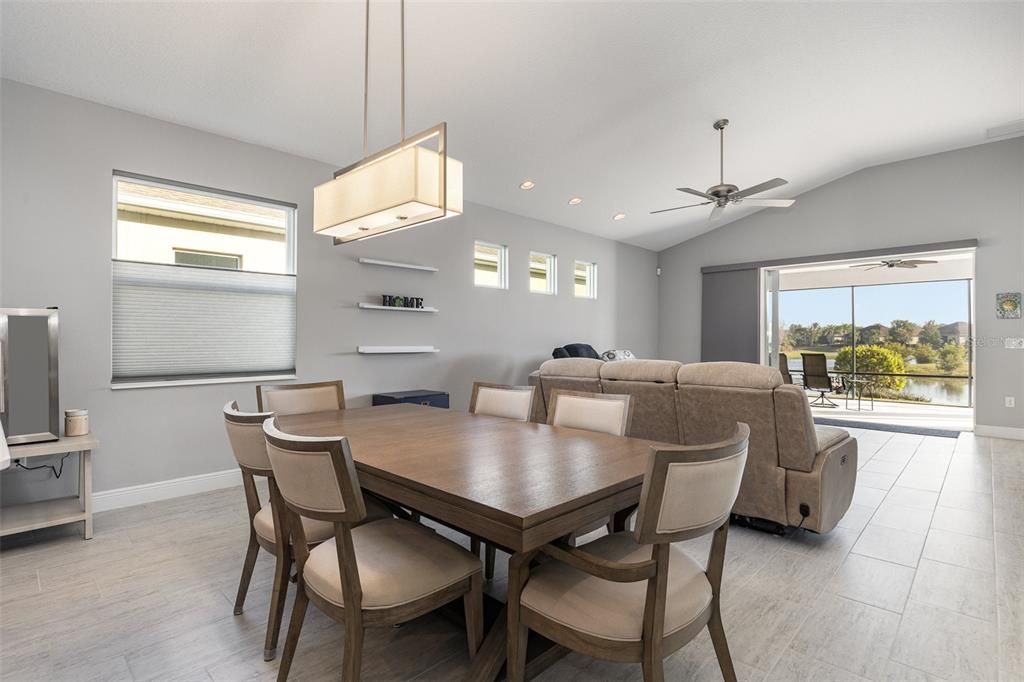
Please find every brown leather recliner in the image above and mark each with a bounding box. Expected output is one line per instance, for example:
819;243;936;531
528;359;857;533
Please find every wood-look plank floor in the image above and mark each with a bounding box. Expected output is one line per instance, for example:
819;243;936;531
1;431;1020;681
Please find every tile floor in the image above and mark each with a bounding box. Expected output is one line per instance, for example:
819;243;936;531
0;430;1020;681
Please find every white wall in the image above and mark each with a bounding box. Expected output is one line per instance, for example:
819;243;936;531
0;80;658;502
657;138;1024;431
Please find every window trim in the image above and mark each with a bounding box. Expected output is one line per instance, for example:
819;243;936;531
529;251;558;295
473;240;509;290
172;247;243;270
574;260;598;299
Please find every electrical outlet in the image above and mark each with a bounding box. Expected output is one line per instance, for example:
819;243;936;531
1006;337;1024;349
1007;397;1016;408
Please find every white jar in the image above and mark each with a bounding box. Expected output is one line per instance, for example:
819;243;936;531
65;409;89;437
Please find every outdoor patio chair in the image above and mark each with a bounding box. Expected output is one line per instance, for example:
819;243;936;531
801;353;838;407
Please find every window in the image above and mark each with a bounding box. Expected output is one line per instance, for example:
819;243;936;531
574;261;597;298
529;252;557;295
111;173;297;386
474;241;508;289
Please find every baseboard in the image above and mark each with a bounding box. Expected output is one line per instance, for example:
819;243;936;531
93;468;242;513
974;424;1024;441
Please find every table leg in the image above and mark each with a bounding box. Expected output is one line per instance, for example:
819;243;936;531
80;450;93;539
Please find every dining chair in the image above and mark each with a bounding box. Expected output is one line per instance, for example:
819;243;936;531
264;418;484;682
467;382;537;579
223;401;391;662
546;389;633;436
800;353;838;407
256;380;345;415
506;423;751;682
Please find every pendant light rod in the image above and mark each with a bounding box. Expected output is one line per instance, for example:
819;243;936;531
400;0;406;140
719;124;724;185
363;0;370;157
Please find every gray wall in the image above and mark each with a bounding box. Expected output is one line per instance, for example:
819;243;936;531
658;137;1024;430
0;80;658;501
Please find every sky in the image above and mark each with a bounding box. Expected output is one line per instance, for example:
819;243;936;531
779;281;970;327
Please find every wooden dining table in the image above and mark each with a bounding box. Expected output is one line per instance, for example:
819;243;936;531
277;402;666;680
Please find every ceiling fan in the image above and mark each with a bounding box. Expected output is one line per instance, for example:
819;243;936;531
652;118;795;221
849;258;939;270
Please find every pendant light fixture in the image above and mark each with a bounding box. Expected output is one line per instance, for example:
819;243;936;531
314;0;463;244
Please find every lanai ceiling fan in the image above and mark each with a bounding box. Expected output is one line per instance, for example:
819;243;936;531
849;258;938;271
652;118;795;221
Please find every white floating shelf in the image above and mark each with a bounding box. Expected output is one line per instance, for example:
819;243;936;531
358;303;439;313
357;346;440;354
358;257;438;273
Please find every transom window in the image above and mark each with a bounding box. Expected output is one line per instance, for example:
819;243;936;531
574;261;597;298
474;241;508;289
529;252;557;295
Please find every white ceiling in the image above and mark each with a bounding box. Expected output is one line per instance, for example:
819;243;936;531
2;1;1021;251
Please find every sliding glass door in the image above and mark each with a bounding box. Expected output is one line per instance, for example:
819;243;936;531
775;279;973;407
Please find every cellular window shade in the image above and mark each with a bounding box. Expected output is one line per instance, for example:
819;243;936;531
112;260;296;382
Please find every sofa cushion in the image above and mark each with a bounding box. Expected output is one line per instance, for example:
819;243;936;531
600;359;681;384
539;358;604;378
677;362;783;390
815;425;849;453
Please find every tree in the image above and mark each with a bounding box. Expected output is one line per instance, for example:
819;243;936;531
882;341;913;361
834;344;907;391
920;320;943;349
937;342;968;374
788;324;812;348
809;322;822;347
889;319;916;345
859;327;885;345
914;345;937;364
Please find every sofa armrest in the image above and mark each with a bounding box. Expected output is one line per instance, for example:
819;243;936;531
773;384;818;472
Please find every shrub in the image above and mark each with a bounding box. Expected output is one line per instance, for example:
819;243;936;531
937;342;968;374
882;342;913;361
834;344;907;391
913;345;937;364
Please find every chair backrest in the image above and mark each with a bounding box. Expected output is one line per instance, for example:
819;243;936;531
469;382;536;421
634;423;750;545
778;353;793;384
262;417;366;523
801;353;831;389
223;401;275;474
257;380;345;416
547;389;632;437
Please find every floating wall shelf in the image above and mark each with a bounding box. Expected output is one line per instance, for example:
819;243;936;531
358;303;439;313
357;346;440;354
358;258;438;273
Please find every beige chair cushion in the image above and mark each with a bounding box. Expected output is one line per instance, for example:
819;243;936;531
263;385;342;416
303;518;481;610
253;495;392;545
550;393;629;436
473;387;533;421
815;425;849;453
677;362;783;390
599;359;681;384
539;358;604;378
521;533;712;642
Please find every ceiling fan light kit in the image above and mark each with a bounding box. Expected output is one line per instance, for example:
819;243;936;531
652;118;795;220
314;0;463;245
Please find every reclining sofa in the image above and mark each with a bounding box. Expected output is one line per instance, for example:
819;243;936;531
528;358;857;533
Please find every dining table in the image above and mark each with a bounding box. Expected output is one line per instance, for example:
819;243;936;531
276;402;666;681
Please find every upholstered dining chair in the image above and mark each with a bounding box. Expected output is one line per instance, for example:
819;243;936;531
222;401;391;662
467;382;537;579
506;423;751;682
547;389;634;541
264;418;484;682
546;389;633;436
256;380;345;416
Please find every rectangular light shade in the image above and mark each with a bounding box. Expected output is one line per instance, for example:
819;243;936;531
314;145;463;243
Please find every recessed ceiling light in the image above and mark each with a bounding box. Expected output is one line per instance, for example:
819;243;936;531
613;213;626;221
519;180;535;190
568;197;583;206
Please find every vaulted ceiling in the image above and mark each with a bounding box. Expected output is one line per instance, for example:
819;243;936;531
2;1;1021;250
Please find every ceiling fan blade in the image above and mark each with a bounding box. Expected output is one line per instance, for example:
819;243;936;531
677;187;715;200
709;204;725;221
849;263;878;268
732;177;788;200
740;198;795;208
650;201;711;215
895;263;918;268
899;259;938;265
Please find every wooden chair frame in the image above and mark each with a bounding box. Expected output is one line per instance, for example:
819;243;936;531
506;423;750;682
546;389;634;437
264;421;483;682
256;380;346;413
467;382;537;579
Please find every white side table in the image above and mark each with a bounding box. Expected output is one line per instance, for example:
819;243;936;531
1;434;99;540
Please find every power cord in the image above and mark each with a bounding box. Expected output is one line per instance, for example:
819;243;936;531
15;453;71;479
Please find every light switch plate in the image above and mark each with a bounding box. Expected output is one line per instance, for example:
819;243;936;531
1005;337;1024;349
1007;397;1016;408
